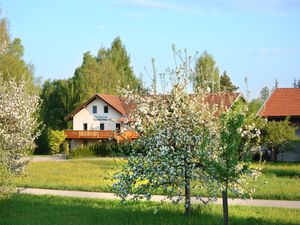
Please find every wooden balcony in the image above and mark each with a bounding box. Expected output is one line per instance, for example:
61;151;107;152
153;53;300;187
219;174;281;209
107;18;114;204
64;130;139;141
64;130;115;139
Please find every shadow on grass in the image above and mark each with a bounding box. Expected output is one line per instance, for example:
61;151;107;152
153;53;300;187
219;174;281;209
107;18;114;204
0;194;299;225
262;163;300;178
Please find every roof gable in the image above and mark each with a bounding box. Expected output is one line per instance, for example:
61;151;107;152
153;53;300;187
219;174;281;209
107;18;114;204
64;94;127;120
259;88;300;117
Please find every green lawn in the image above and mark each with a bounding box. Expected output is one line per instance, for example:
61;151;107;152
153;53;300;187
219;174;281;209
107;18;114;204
0;194;299;225
16;158;300;200
17;158;125;192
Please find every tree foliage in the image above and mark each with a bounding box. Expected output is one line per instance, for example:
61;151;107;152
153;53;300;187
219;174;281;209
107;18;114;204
220;71;238;92
73;37;143;107
0;17;36;93
0;77;40;199
262;119;298;161
48;130;66;155
203;103;261;225
194;51;220;92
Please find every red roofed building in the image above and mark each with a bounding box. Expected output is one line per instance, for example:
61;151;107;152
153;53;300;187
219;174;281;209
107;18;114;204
258;88;300;161
259;88;300;135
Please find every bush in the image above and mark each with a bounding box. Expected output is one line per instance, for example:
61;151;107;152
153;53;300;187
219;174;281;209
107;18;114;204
48;130;66;155
68;147;95;158
68;141;134;158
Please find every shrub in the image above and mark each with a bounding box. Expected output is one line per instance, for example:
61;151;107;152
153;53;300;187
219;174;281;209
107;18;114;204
48;130;66;155
68;146;95;158
68;141;134;159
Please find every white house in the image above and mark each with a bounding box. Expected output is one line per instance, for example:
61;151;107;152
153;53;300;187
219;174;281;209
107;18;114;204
65;92;243;150
64;94;136;149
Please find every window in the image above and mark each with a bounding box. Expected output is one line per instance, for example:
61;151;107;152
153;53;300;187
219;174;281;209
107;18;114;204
83;123;88;130
92;105;97;114
100;123;105;130
104;105;108;113
116;123;121;131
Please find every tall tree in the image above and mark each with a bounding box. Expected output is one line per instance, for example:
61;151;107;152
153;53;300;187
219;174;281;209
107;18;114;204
98;36;143;91
220;70;238;92
72;37;143;107
259;86;270;102
0;17;36;93
73;51;103;107
194;51;220;92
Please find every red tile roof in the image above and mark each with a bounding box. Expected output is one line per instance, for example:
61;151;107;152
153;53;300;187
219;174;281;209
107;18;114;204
259;88;300;117
99;94;127;116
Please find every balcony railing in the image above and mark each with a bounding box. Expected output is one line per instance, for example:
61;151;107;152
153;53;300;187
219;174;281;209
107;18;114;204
64;130;139;141
64;130;115;139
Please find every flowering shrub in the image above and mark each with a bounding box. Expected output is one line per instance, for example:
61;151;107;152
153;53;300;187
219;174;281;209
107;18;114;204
0;77;40;198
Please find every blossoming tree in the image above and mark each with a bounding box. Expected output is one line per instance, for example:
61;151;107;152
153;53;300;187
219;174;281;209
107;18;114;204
114;49;262;221
0;77;40;198
113;50;220;215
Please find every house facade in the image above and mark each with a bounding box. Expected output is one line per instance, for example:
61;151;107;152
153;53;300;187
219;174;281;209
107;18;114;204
64;94;136;149
258;88;300;161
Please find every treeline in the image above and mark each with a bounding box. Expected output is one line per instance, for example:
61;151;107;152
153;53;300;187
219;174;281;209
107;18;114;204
37;37;144;154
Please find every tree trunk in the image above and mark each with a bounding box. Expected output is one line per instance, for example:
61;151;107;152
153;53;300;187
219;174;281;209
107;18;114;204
222;188;229;225
184;171;191;216
271;148;278;162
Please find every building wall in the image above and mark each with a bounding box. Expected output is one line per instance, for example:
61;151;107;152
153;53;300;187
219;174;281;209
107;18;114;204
73;98;122;131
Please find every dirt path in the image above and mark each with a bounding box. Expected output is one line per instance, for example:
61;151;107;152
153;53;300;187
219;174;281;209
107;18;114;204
18;188;300;209
23;155;67;162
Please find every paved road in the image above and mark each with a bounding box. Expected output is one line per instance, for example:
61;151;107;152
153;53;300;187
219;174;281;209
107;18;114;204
18;188;300;209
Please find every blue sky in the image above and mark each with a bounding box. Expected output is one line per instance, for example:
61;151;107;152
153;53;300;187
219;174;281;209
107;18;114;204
1;0;300;98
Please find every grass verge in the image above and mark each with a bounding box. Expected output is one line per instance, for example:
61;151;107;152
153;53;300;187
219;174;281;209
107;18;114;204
16;158;300;200
0;194;299;225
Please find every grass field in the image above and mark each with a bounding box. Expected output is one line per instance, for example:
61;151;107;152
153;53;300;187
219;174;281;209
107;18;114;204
16;158;300;200
0;194;299;225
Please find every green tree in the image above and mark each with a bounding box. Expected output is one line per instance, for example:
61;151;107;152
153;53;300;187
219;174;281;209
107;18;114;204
204;103;261;225
259;86;270;102
262;119;298;162
48;130;66;155
220;70;238;92
0;17;36;93
194;51;220;92
35;79;73;154
73;52;103;107
98;37;142;91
